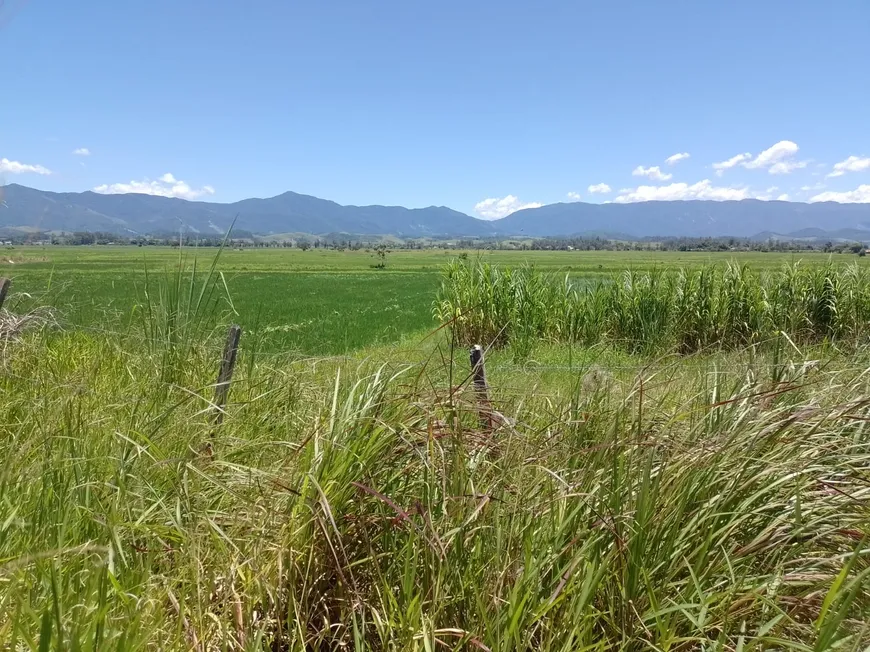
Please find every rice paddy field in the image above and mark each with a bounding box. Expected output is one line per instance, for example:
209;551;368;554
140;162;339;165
4;246;868;355
1;245;869;650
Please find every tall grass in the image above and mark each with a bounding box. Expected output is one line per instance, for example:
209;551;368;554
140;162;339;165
1;254;869;649
436;259;870;353
137;239;238;382
1;314;869;648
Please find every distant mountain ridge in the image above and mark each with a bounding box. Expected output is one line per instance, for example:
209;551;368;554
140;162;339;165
493;200;870;239
0;184;490;237
2;184;870;239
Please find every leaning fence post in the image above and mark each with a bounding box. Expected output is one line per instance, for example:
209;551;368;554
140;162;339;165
212;324;241;427
470;344;491;427
0;278;10;311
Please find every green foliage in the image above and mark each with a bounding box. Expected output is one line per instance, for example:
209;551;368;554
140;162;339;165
8;246;870;356
436;259;870;353
371;245;388;269
6;247;439;355
1;323;869;648
1;247;869;648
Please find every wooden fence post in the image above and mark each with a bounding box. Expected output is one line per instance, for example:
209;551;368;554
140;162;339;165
0;278;10;311
212;324;241;427
470;344;491;427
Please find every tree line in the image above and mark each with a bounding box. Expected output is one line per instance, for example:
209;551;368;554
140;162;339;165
4;231;867;255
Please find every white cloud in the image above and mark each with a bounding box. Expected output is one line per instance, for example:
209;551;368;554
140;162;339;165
93;173;215;200
827;155;870;178
743;140;799;169
741;187;793;202
0;157;52;175
473;194;542;219
810;185;870;203
665;152;690;165
632;165;672;182
73;147;90;156
755;186;783;200
743;140;808;175
800;183;825;192
614;179;750;203
712;153;751;176
713;142;807;176
587;183;611;194
769;160;807;175
566;191;581;201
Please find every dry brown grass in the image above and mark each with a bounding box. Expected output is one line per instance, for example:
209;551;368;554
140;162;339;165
0;306;56;341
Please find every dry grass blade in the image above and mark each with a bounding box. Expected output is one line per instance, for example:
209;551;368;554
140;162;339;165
0;306;56;341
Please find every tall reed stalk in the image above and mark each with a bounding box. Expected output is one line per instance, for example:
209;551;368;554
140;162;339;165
436;259;870;353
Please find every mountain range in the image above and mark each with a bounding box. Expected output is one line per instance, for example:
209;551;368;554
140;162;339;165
2;183;870;240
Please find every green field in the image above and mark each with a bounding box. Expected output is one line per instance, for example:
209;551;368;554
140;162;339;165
3;246;865;355
2;246;869;650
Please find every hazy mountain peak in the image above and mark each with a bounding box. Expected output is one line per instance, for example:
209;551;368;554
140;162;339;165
1;185;869;238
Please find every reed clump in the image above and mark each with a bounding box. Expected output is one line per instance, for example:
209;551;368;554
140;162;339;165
436;259;870;353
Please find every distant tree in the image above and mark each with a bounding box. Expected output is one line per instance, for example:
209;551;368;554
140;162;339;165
372;245;387;269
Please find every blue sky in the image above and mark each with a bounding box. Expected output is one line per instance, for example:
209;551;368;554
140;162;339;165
1;0;869;218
